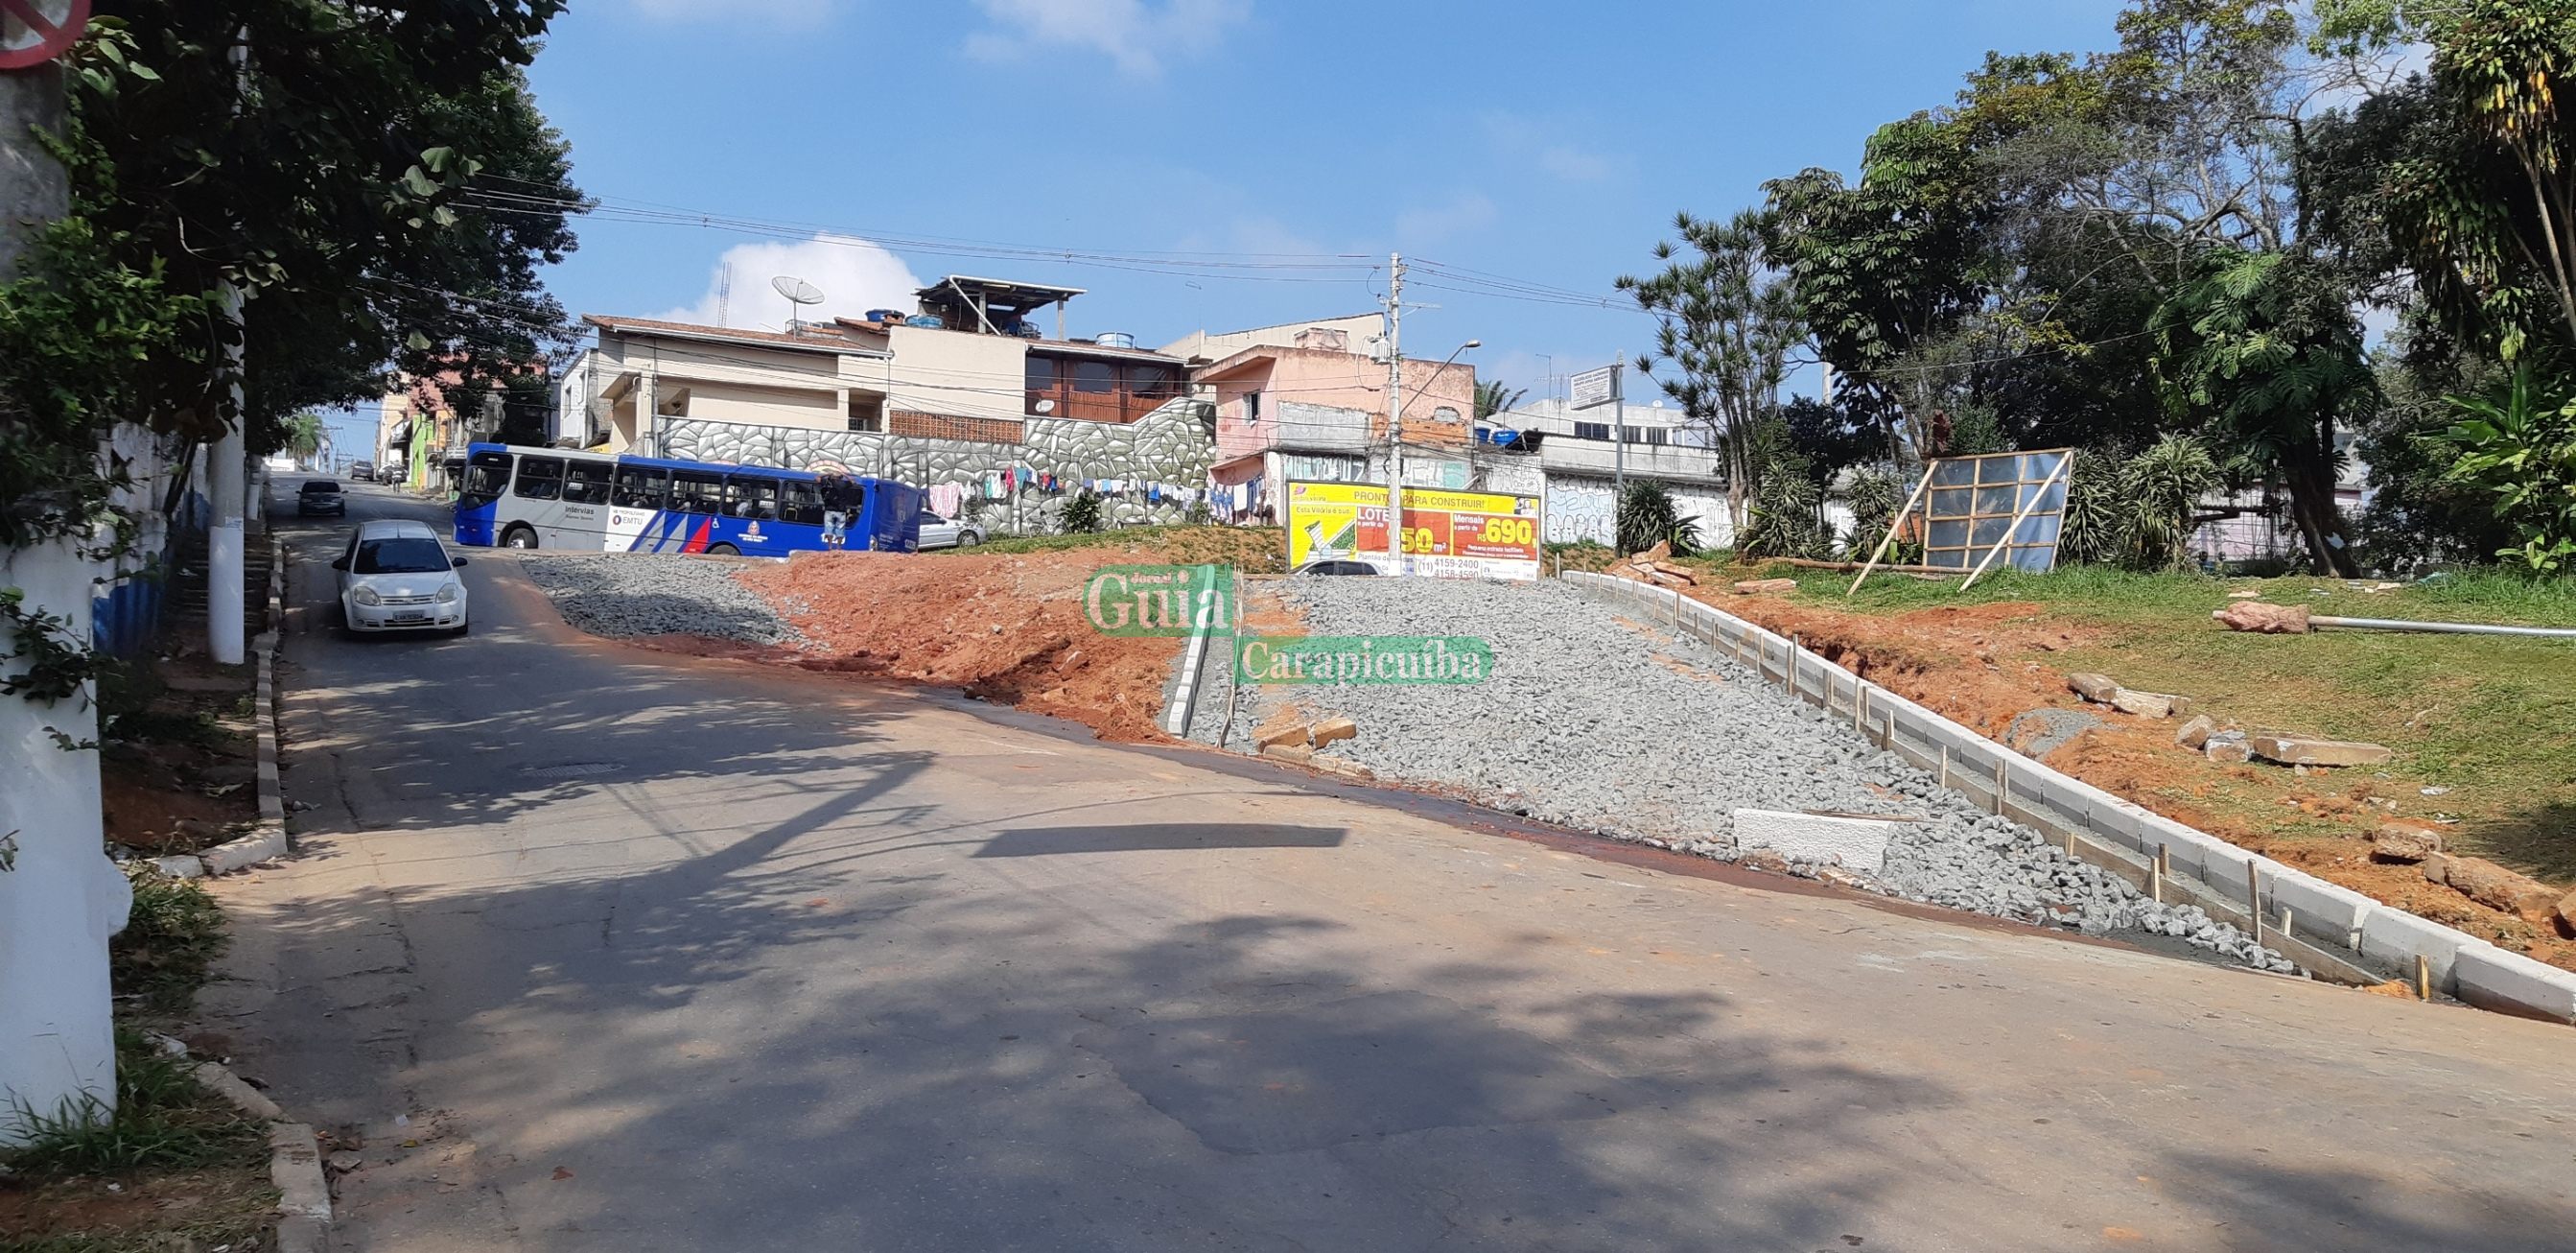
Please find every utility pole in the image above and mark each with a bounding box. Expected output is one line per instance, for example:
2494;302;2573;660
2;32;128;1148
1383;252;1404;573
207;33;250;666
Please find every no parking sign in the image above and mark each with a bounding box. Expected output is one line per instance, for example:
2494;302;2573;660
1;0;88;70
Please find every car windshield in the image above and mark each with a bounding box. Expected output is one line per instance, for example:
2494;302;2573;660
457;455;512;508
303;481;340;492
354;537;450;575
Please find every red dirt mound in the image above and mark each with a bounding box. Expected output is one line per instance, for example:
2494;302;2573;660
737;551;1183;743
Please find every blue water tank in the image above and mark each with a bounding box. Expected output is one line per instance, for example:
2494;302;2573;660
904;315;947;329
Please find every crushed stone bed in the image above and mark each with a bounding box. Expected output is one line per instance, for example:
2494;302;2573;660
1200;577;2290;971
518;554;806;649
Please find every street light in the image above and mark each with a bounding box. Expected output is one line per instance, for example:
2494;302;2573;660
1387;339;1483;571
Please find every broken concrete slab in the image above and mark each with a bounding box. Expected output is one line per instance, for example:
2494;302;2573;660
2428;854;2561;923
2213;601;2312;634
2249;734;2394;768
2370;826;2446;863
2110;688;2183;719
1732;578;1799;595
1259;742;1315;765
1309;756;1374;782
2067;672;2119;702
1253;721;1311;750
1731;808;1904;874
2174;714;2217;749
1309;717;1358;746
2004;708;2099;759
2205;731;2253;764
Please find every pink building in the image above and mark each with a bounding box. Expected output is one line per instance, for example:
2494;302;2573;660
1190;326;1476;521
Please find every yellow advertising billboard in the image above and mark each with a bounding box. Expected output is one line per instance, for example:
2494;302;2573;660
1284;481;1541;580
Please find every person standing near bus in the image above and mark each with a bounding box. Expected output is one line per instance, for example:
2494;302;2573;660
821;473;861;549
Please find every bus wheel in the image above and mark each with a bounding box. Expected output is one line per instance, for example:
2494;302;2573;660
502;526;537;550
707;543;739;556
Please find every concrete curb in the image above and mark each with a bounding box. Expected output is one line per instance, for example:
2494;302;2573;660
170;536;291;879
1565;570;2576;1026
179;1048;333;1249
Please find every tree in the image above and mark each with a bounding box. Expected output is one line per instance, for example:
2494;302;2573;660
1616;209;1804;532
65;2;581;459
1473;379;1527;421
2377;0;2576;363
283;413;325;461
2437;366;2576;570
2152;248;2372;573
1764;116;1995;462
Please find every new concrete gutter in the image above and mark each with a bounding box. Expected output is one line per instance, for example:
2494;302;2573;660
1565;570;2576;1025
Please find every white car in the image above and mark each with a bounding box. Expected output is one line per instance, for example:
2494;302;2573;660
916;508;987;551
333;519;470;634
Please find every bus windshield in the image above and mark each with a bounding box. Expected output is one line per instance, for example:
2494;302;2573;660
458;453;512;508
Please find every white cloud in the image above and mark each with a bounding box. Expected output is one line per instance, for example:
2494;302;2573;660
1537;144;1615;182
652;234;925;330
1481;112;1626;183
964;0;1251;79
611;0;839;28
1394;192;1498;245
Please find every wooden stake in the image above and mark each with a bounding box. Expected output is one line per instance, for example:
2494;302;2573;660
1938;745;1951;789
1960;454;2073;593
2415;954;2432;1001
1848;461;1937;596
2151;844;2167;903
1854;681;1867;734
1994;756;2009;815
2247;863;2265;950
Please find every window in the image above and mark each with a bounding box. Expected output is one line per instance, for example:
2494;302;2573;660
1073;361;1115;393
725;475;780;519
780;480;825;526
848;394;885;433
1574;421;1610;441
513;456;564;501
563;461;612;505
354;537;451;575
458;452;512;507
669;470;725;516
1024;356;1058;392
613;466;667;509
1123;365;1178;398
1244;391;1262;424
1628;427;1668;446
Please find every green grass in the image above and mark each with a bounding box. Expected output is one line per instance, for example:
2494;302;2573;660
109;867;227;1018
2;1031;263;1178
1718;562;2576;882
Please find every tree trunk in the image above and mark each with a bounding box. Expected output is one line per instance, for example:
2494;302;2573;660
2282;450;2359;578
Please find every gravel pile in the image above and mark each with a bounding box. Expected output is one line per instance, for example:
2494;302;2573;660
520;555;806;649
1202;577;2290;971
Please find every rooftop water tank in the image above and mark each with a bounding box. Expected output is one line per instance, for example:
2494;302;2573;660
1094;331;1137;350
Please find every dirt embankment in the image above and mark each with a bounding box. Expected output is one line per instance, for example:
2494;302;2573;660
736;550;1184;744
1702;586;2576;970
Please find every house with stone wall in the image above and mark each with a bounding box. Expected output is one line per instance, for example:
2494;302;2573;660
555;276;1219;532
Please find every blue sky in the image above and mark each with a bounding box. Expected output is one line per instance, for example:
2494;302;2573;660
335;0;2134;454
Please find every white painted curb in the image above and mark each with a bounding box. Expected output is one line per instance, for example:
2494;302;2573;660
1565;570;2576;1025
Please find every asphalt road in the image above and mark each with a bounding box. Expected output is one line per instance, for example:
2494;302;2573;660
206;479;2576;1252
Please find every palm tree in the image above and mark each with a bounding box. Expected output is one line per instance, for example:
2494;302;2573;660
1474;379;1528;421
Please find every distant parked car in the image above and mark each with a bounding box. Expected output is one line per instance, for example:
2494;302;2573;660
331;519;469;635
916;508;987;551
1294;558;1381;576
350;461;375;483
297;479;346;516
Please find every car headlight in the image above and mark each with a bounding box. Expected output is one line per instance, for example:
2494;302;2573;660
436;582;460;603
351;587;383;606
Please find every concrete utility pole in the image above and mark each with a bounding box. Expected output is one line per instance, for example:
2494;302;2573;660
1383;252;1404;573
0;54;130;1147
206;34;251;663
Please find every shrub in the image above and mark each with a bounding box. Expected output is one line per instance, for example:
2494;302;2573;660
112;865;225;1015
1615;481;1698;555
1059;488;1105;534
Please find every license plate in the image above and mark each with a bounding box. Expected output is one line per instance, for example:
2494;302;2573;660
391;612;428;623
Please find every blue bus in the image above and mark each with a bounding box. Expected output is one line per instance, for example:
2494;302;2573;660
453;443;925;557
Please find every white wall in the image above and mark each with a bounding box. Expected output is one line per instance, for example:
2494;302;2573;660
0;536;130;1146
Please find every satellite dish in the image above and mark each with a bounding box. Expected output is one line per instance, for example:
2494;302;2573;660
771;275;825;331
